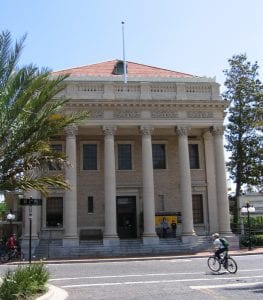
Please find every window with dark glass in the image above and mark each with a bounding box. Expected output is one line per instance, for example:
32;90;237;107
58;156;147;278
46;197;63;227
83;144;97;170
192;195;204;224
152;144;166;169
49;144;62;170
112;61;127;75
88;196;94;213
189;144;200;169
118;144;132;170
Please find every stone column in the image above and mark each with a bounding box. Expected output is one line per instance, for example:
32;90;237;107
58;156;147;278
203;131;218;233
177;126;196;242
103;125;119;245
211;126;231;234
140;126;159;245
63;126;79;246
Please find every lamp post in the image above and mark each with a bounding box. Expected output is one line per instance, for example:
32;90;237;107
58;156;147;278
6;210;15;236
241;203;256;251
28;197;33;264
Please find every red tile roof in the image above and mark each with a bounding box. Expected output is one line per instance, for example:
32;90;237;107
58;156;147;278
52;59;194;78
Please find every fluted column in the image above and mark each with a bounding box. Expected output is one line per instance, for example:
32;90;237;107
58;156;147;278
211;126;231;234
140;126;159;245
203;131;218;233
103;125;119;245
177;126;196;240
63;126;79;246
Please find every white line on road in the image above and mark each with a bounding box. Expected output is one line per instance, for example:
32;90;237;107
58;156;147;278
190;281;263;290
50;271;204;281
61;275;263;288
50;269;263;282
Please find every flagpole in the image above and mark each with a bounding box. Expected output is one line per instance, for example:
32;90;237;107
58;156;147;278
121;21;127;83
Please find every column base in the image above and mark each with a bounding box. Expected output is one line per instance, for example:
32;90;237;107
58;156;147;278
181;234;198;244
63;237;79;247
103;235;120;246
142;234;159;245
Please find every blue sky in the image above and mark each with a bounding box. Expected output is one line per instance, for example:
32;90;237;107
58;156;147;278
1;0;263;91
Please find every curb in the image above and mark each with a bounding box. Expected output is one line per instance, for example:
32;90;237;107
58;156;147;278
37;284;68;300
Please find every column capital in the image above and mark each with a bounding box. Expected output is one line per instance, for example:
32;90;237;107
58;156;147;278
102;125;117;136
65;125;78;137
140;125;154;135
176;126;191;136
210;126;225;136
203;130;213;140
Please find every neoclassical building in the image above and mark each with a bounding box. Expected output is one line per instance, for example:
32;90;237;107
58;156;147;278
19;60;232;251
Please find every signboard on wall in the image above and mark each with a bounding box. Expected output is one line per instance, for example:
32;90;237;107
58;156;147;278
155;215;178;226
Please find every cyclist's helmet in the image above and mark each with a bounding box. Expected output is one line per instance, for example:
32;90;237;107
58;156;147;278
212;233;219;239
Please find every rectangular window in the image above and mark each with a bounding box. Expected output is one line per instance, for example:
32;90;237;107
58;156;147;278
192;195;204;224
88;196;94;213
189;144;200;169
152;144;166;169
49;144;62;170
46;197;63;227
118;144;132;170
83;144;97;170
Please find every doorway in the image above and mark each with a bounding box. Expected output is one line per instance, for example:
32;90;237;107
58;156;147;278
116;196;137;238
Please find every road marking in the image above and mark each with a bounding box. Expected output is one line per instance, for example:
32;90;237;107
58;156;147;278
61;275;263;288
50;269;263;282
50;271;203;281
190;281;263;290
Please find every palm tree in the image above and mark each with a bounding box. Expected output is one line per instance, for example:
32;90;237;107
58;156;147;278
0;31;88;195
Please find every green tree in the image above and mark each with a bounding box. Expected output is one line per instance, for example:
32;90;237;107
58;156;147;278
0;31;88;195
223;54;263;221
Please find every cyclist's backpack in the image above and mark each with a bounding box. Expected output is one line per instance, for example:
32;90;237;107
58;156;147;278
220;237;229;249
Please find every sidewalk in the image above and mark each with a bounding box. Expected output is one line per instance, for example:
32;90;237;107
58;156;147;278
35;246;263;265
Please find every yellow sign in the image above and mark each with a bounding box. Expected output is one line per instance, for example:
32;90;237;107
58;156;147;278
155;216;177;226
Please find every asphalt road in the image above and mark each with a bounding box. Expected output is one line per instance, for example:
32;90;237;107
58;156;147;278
1;254;263;299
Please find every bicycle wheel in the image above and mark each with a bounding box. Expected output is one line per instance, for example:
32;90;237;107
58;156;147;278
207;256;221;272
0;252;9;263
226;257;238;274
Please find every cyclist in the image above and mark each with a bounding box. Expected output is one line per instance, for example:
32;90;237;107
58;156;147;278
212;233;227;262
6;233;17;251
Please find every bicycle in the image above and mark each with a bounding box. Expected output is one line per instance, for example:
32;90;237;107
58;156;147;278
0;247;24;263
207;251;238;274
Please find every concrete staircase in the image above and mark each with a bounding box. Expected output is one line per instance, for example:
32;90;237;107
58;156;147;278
33;236;211;260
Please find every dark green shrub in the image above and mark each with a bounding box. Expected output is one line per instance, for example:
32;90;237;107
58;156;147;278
0;263;49;299
240;234;263;247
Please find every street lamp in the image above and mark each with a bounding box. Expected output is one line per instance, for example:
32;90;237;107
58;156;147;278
29;197;33;264
6;210;15;236
241;203;256;251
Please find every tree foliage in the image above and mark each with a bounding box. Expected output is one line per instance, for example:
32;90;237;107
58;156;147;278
0;31;88;195
223;54;263;197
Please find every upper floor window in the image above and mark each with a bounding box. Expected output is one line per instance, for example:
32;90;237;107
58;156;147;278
49;143;63;170
152;144;166;169
117;144;132;170
189;144;200;169
83;144;97;170
192;194;204;224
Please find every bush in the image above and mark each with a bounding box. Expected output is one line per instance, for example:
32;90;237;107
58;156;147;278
240;234;263;247
0;263;49;299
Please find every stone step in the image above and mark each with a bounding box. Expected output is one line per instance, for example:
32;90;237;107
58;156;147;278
34;236;211;259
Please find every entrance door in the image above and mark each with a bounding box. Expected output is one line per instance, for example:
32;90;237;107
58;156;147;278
116;196;137;238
